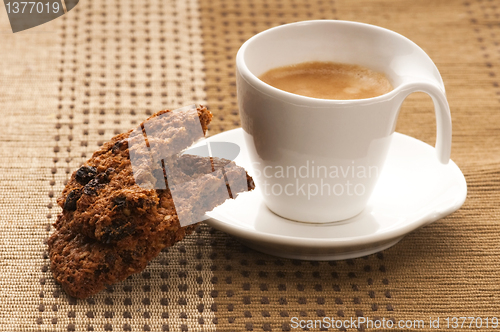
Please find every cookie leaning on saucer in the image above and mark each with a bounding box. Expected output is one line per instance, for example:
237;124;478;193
48;105;255;299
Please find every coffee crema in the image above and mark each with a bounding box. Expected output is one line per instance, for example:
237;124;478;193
258;61;393;100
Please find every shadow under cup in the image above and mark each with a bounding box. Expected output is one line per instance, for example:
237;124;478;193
236;20;451;223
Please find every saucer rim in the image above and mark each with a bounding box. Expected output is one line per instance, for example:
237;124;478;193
205;128;467;249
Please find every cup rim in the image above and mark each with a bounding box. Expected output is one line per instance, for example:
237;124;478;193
236;20;427;106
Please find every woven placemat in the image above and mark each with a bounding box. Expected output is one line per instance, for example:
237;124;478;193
0;0;499;331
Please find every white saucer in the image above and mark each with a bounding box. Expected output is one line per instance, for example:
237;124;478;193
204;128;467;261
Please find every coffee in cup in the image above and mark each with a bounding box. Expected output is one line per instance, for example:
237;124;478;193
258;61;393;100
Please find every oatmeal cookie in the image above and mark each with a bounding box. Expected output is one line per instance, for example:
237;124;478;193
48;105;255;298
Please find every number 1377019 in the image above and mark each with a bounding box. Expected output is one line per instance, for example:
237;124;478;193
5;2;60;14
443;317;499;329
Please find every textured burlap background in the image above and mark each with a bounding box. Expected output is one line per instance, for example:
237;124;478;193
0;0;498;331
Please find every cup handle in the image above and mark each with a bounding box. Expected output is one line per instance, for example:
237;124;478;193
396;82;452;164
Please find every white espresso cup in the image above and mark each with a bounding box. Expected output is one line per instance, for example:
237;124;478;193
235;20;452;223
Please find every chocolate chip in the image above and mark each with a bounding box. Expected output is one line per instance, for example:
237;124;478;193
83;179;101;196
75;166;97;185
112;140;128;153
113;196;127;208
101;220;136;244
64;189;82;211
83;170;111;195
